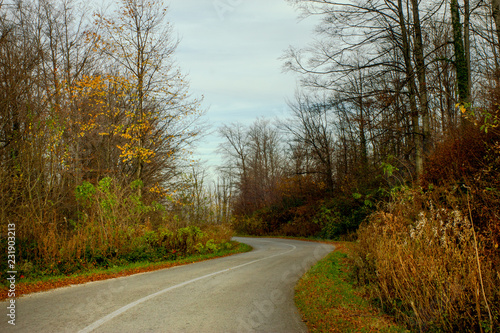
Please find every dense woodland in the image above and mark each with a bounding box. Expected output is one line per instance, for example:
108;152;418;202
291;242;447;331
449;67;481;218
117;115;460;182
0;0;233;280
218;0;500;330
221;0;499;238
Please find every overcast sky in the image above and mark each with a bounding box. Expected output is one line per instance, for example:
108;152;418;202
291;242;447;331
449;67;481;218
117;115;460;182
166;0;318;173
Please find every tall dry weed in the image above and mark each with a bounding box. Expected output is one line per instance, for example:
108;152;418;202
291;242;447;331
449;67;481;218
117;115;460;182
353;187;499;332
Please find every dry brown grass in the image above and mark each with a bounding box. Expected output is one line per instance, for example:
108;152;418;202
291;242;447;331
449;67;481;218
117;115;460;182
353;187;499;332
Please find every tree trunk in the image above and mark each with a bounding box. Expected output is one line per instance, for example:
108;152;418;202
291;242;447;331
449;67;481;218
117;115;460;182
451;0;470;104
398;0;423;176
493;0;500;53
411;0;432;158
359;92;368;172
464;0;471;100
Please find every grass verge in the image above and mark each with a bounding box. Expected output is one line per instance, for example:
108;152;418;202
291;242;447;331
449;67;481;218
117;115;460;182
295;241;409;333
0;241;251;301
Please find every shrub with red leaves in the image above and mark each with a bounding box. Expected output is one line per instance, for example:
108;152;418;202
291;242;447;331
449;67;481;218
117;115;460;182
421;121;500;255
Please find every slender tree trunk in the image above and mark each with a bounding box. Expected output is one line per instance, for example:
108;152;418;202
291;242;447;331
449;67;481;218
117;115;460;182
358;92;368;172
136;21;144;196
451;0;470;104
492;0;500;53
464;0;471;100
398;0;423;176
492;0;500;97
411;0;432;158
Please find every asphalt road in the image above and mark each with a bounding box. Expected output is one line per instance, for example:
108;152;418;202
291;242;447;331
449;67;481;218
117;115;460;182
1;237;334;333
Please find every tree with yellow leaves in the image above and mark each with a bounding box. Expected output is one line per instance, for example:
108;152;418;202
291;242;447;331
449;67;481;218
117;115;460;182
93;0;204;193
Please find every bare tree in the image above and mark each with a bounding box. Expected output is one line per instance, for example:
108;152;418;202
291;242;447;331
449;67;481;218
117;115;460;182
282;93;336;192
218;119;286;215
284;0;444;175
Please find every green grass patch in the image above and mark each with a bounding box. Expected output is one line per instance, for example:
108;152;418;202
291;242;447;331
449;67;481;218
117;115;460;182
295;242;409;333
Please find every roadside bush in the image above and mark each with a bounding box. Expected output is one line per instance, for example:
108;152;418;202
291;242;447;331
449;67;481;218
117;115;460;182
313;205;342;239
231;215;265;235
310;192;378;240
352;187;499;332
0;223;234;280
277;204;320;237
0;177;234;281
421;123;500;245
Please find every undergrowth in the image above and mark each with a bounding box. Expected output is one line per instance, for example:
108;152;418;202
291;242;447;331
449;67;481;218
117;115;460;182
0;177;234;283
351;116;500;332
353;186;499;332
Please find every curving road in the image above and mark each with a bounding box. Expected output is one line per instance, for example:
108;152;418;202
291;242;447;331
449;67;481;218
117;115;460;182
1;237;334;333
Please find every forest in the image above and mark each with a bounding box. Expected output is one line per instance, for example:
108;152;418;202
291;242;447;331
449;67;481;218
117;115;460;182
1;0;500;331
218;0;500;330
0;0;234;283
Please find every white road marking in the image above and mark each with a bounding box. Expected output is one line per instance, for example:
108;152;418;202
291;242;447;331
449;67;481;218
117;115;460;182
78;241;296;333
